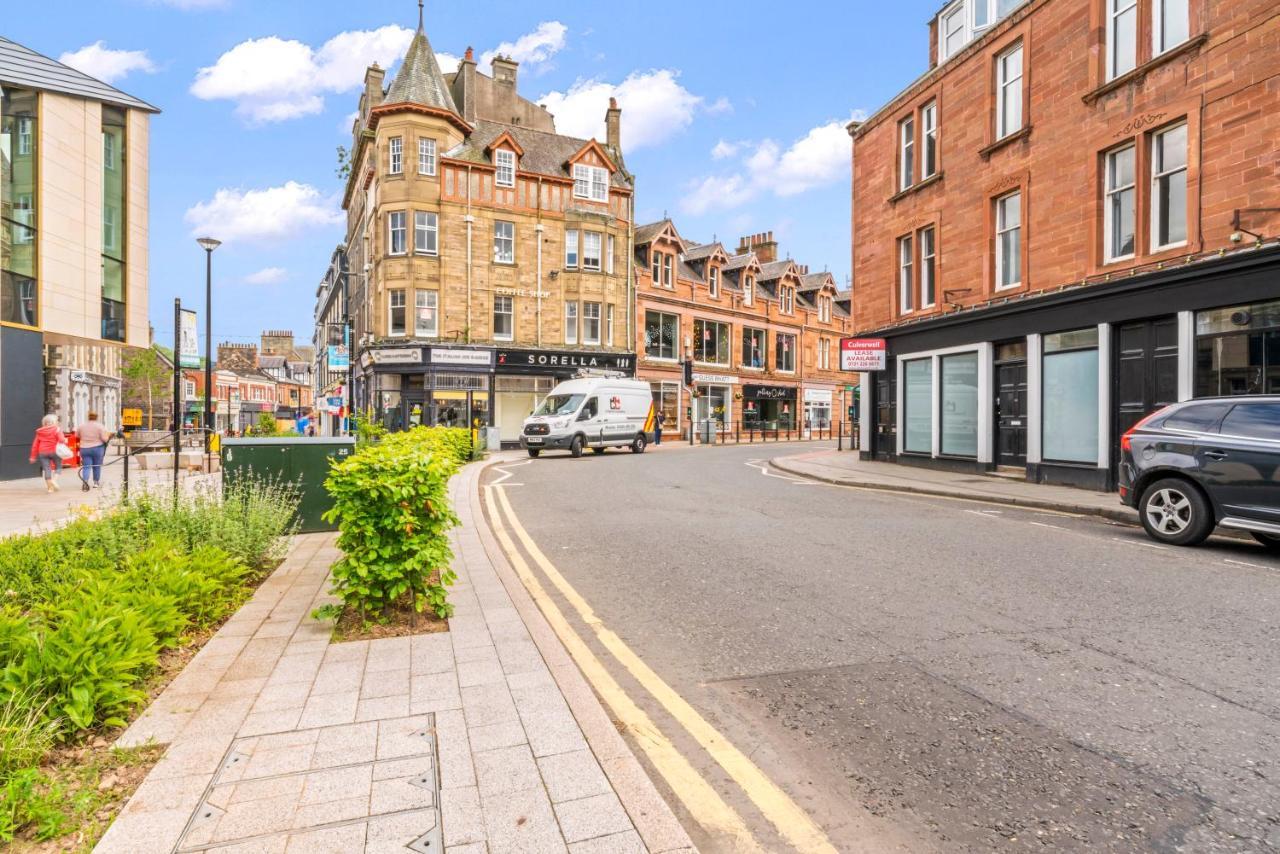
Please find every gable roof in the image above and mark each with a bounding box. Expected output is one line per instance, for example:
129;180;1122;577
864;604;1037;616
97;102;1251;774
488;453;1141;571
799;271;836;292
757;260;798;282
722;252;759;272
0;36;159;113
634;219;681;247
384;25;458;114
682;242;728;263
445;120;633;189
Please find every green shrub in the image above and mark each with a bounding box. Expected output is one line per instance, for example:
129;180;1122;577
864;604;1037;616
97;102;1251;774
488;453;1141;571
0;768;67;841
322;430;459;620
381;426;475;472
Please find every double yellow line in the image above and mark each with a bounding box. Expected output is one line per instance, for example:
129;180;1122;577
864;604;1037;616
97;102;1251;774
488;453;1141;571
484;483;837;854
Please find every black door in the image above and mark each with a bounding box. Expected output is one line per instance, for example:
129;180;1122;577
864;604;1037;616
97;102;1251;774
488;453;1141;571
995;361;1028;466
1115;317;1179;447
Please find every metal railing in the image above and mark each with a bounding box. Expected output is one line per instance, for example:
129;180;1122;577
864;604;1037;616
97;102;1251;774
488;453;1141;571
68;427;216;499
678;420;860;449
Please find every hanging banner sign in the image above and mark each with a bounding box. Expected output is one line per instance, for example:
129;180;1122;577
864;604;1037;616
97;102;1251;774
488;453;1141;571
178;309;201;367
840;338;887;371
327;345;350;370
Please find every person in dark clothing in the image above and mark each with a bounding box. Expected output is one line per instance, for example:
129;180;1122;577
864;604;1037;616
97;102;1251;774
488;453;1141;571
654;411;665;445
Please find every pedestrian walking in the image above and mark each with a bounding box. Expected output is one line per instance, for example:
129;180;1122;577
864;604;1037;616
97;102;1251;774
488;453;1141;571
74;412;113;491
654;411;665;445
29;414;67;493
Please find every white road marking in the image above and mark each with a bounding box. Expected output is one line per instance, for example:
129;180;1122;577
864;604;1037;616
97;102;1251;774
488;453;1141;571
490;458;533;485
964;509;1002;518
1029;521;1064;530
1223;558;1269;570
744;459;816;484
1112;536;1168;551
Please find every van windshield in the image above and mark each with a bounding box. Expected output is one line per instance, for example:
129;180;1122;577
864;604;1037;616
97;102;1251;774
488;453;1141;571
535;394;585;416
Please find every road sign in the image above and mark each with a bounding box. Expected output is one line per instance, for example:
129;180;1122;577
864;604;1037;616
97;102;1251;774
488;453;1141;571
840;338;887;371
122;408;143;427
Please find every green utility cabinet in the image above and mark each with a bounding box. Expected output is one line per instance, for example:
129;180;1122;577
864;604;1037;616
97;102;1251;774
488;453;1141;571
221;437;356;533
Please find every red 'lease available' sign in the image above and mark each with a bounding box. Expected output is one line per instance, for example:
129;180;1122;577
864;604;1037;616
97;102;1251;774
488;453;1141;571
840;338;887;371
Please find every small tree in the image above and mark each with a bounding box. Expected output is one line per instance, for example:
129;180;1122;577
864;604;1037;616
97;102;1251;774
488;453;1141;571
255;412;279;436
122;346;171;429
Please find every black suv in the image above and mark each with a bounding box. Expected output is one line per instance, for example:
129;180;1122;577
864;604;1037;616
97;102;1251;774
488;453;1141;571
1119;396;1280;547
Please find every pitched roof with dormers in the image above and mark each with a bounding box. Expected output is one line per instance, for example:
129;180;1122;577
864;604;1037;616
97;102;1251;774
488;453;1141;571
681;242;723;262
384;23;458;114
445;120;633;189
799;271;836;292
757;260;799;283
634;220;679;246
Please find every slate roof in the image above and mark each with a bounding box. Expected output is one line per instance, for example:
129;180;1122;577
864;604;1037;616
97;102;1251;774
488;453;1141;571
757;260;796;282
723;252;756;271
676;259;703;283
445;120;632;189
633;220;673;246
0;36;159;113
258;355;287;369
384;26;458;114
799;272;834;292
681;242;722;262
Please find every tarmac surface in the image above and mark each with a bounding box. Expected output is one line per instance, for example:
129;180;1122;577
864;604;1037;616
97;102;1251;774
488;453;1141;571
489;440;1280;853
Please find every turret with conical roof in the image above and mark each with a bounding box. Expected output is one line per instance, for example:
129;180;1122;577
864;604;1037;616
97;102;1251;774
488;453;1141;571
384;3;459;115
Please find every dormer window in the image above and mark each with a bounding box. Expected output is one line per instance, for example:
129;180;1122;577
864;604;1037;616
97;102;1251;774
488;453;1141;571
573;164;609;202
709;267;720;298
744;276;754;306
781;286;795;314
939;0;1029;61
495;149;516;187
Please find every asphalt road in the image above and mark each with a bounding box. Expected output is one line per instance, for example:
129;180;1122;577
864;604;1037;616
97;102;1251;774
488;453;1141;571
485;441;1280;853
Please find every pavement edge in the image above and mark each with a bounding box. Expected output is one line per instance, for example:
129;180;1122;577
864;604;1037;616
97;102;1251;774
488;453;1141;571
466;455;697;853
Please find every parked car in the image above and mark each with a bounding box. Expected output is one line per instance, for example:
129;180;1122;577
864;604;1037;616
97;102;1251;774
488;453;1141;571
1119;396;1280;547
521;376;655;458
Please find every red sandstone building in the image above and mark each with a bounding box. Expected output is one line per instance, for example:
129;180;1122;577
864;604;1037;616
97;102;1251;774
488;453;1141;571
848;0;1280;488
634;224;853;439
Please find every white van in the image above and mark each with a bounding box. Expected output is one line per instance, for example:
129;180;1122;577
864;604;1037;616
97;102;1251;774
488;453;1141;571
520;376;655;458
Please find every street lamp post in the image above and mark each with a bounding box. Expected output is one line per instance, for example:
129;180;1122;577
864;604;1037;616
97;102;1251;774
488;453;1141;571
196;237;221;471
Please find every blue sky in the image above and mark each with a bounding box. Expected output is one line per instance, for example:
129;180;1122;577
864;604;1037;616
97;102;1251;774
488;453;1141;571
10;0;936;348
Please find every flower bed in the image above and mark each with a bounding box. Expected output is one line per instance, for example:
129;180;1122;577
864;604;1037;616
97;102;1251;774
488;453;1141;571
0;481;298;845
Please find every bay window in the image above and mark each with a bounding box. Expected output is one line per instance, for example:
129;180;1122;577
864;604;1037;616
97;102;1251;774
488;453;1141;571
389;137;403;175
418;137;436;175
388;211;407;255
414;212;438;255
415;290;438;337
388;289;406;336
583;231;602;271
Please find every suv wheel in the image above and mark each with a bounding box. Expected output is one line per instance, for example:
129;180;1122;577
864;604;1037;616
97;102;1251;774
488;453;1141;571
1250;532;1280;550
569;435;584;458
1138;478;1214;546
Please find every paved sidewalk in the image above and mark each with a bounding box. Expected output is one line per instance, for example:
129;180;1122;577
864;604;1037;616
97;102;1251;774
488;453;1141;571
772;449;1137;523
98;459;692;853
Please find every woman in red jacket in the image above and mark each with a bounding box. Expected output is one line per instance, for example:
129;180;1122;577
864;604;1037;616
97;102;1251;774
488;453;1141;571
29;414;66;493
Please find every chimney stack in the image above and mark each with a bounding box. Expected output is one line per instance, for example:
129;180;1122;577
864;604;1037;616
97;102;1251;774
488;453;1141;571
491;55;518;89
451;47;478;122
217;342;258;370
737;231;778;264
364;64;385;111
605;97;621;151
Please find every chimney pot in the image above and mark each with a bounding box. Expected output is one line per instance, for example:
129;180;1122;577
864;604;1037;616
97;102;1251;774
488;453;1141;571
464;46;474;62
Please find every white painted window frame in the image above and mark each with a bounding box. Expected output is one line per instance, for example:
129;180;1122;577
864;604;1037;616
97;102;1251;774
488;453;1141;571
1104;143;1137;263
418;137;437;175
895;342;994;462
996;42;1024;140
1151;122;1188;251
389;136;403;175
493;294;514;341
995;190;1022;289
494;149;516;188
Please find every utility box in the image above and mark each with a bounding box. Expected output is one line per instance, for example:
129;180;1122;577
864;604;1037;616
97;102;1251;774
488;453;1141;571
221;437;356;533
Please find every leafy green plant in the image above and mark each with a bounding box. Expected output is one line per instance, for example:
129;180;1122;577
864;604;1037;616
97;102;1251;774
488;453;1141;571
0;768;67;841
321;429;460;621
353;410;387;447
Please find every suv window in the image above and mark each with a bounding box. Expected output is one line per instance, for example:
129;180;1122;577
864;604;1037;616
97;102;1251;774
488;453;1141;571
1162;402;1230;433
1219;403;1280;441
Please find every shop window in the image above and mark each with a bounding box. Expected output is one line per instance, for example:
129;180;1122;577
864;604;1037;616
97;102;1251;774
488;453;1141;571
1194;299;1280;396
903;358;933;454
693;319;731;365
742;327;767;369
652;382;679;430
645;311;678;360
940;352;979;456
1042;328;1099;463
775;333;796;372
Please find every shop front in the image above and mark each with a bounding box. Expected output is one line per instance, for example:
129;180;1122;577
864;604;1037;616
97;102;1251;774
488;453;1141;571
855;247;1280;490
692;372;736;431
493;347;636;445
363;346;494;433
803;387;835;429
742;383;797;430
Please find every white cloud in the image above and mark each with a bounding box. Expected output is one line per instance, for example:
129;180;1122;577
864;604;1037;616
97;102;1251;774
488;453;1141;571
706;97;733;116
58;42;156;83
711;140;740;160
191;26;414;123
481;21;567;71
539;69;701;151
436;52;461;75
680;115;859;215
185;182;342;243
245;266;288;285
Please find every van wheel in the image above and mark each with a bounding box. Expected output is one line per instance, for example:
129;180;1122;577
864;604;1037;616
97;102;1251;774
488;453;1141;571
631;433;647;454
1251;532;1280;550
1138;477;1213;546
569;435;584;458
592;447;606;455
527;449;540;458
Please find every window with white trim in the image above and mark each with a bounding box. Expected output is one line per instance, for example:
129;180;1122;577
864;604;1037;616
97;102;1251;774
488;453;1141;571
996;191;1021;289
583;302;601;344
709;266;720;298
494;149;515;188
389;289;406;336
414;212;438;255
418;138;436;175
920;226;937;307
940;0;1028;60
1104;144;1136;261
663;254;673;288
996;43;1023;139
389;137;403;175
1151;122;1187;249
388;211;406;255
606;304;614;345
565;230;579;269
573;164;609;202
493;220;514;264
781;285;795;314
743;276;754;306
922;101;938;179
564;302;578;344
582;232;602;271
650;250;660;282
899;116;915;190
1108;0;1138;79
942;4;968;59
899;235;914;313
607;235;615;274
1154;0;1190;56
493;295;514;341
415;290;438;336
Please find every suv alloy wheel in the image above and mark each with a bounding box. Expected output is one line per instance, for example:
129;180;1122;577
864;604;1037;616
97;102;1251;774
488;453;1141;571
1138;478;1214;546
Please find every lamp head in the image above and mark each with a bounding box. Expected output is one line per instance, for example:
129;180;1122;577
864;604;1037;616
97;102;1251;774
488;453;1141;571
196;237;222;252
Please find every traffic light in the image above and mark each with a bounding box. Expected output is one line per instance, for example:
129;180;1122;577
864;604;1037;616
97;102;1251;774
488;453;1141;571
683;358;694;386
